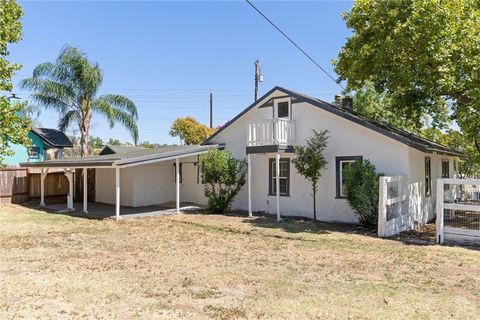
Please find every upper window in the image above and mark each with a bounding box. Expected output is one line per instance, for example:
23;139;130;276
442;159;450;190
274;98;291;119
269;158;290;196
277;101;289;118
425;157;431;196
336;156;362;198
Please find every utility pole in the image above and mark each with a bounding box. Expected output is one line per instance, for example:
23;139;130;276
254;59;263;102
209;90;213;128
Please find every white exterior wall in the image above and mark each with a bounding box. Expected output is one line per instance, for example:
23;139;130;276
95;167;134;206
406;149;456;223
94;155;206;208
209;92;414;223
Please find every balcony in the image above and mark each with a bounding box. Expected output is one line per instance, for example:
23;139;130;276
247;119;295;146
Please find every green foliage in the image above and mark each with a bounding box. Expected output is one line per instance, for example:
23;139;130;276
335;0;480;145
420;128;480;178
0;0;31;164
108;138;121;146
0;0;23;92
87;136;102;147
21;45;139;156
139;141;154;148
344;159;384;228
200;149;247;213
292;129;329;221
170;117;217;145
0;98;31;165
348;82;425;132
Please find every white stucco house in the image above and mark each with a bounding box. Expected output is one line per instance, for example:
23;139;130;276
21;86;460;226
203;87;460;224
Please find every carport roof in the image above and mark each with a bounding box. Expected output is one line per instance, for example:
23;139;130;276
20;144;219;168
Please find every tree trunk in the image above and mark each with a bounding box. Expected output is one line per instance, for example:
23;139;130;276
80;106;91;157
80;128;89;157
312;184;316;221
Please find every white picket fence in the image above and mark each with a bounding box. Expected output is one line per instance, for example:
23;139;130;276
436;178;480;245
378;175;409;237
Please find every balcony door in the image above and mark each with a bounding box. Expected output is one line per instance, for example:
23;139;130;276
273;97;291;120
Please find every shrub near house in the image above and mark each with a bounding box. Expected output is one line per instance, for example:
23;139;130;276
344;159;384;228
200;149;247;213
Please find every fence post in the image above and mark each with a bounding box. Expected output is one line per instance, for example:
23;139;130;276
378;176;388;237
436;178;444;244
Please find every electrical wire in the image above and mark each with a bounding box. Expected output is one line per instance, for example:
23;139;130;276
245;0;344;90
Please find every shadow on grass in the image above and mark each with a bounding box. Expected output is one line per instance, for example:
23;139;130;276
19;201;105;221
241;212;374;237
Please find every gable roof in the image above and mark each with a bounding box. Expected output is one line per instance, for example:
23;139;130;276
31;128;73;148
99;144;146;155
203;86;461;157
20;144;219;168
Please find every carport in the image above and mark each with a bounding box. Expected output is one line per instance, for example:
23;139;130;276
20;145;218;219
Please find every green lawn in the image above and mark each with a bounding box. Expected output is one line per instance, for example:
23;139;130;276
0;204;479;319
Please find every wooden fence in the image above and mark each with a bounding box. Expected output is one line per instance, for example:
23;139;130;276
0;168;30;204
0;168;93;204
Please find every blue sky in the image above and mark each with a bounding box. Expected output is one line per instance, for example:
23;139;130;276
9;0;353;144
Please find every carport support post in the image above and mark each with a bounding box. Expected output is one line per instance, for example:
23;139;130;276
436;179;444;244
83;168;88;213
115;167;120;219
176;157;180;214
248;154;252;217
276;152;281;222
65;169;74;211
40;168;48;207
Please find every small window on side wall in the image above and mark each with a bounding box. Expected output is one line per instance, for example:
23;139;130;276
442;159;450;190
28;147;40;159
425;157;431;196
336;156;362;198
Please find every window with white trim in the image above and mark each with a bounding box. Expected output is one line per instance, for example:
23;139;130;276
273;98;291;119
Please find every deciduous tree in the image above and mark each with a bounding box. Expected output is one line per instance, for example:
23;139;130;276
292;129;329;221
0;0;31;165
170;117;216;145
335;0;479;148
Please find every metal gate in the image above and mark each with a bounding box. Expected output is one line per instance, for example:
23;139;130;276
436;178;480;245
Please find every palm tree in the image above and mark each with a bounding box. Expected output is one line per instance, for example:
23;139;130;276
20;45;138;156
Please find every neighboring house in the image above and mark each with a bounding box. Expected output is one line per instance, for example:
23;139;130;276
21;86;459;226
3;95;73;166
3;128;73;166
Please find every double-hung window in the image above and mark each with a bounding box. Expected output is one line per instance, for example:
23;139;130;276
269;158;290;196
336;156;362;198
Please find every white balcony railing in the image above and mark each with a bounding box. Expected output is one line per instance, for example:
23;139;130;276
247;119;295;146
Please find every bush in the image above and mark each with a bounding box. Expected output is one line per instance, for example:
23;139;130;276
343;159;384;228
200;149;247;213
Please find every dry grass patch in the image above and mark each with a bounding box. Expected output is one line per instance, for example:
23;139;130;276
0;204;479;319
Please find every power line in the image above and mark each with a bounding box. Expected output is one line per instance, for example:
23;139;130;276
245;0;344;90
